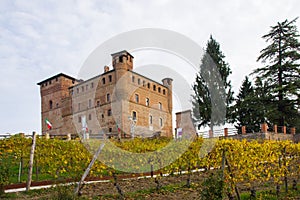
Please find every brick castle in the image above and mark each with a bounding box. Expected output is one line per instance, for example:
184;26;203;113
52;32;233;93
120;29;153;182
37;50;173;138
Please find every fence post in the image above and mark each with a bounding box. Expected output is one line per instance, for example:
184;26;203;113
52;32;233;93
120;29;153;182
283;126;286;134
291;127;296;135
274;125;278;134
241;126;246;134
209;130;213;138
26;131;37;192
67;133;71;141
261;123;268;133
224;128;228;137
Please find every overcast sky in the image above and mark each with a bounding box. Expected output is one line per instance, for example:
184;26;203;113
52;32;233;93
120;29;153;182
0;0;299;134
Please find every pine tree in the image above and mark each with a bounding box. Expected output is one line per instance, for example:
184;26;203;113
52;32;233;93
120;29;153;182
253;18;300;127
192;36;234;130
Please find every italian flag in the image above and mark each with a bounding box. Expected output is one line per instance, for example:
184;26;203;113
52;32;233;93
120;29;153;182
45;118;52;130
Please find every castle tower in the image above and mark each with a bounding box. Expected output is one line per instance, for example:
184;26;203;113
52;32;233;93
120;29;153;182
37;73;77;135
162;78;173;137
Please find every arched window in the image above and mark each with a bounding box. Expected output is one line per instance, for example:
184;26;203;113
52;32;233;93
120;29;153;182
49;100;53;109
160;118;163;127
135;94;139;103
107;93;110;102
102;77;106;85
158;87;161;93
149;115;153;125
159;102;162;110
153;85;156;91
132;111;137;120
132;76;135;83
146;98;149;106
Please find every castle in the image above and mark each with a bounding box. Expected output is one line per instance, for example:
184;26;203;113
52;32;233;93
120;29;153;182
37;50;173;138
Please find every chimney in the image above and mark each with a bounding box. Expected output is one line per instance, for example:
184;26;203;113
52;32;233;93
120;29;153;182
104;66;109;73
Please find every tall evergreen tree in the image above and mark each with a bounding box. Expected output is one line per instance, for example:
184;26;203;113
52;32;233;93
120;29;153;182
192;36;234;130
252;18;300;127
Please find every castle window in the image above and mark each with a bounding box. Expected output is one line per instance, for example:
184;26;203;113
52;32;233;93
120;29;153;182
91;82;94;88
149;115;153;125
109;75;112;82
119;56;123;63
147;83;150;89
78;116;81;123
163;89;166;95
135;94;139;103
159;102;162;110
97;100;100;107
143;80;146;87
108;109;112;116
158;87;161;93
159;118;163;127
56;103;59;108
56;77;58;82
49;100;53;109
88;99;92;108
106;93;110;102
153;85;156;91
49;80;51;85
138;78;141;85
89;114;92;120
132;111;137;120
102;77;106;85
146;98;149;107
132;76;135;83
109;127;112;132
78;103;81;111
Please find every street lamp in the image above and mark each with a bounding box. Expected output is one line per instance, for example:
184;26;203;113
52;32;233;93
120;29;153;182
128;116;137;139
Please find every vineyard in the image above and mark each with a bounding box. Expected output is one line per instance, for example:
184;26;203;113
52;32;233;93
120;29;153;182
1;135;300;199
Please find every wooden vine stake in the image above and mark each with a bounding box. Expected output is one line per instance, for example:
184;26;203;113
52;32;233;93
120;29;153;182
74;141;106;196
26;131;37;192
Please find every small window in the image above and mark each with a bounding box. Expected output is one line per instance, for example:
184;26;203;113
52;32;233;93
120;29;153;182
163;89;166;95
91;82;94;88
56;77;58;82
159;118;163;127
138;78;141;85
132;111;137;120
88;99;92;108
45;82;47;86
108;109;112;116
159;102;162;110
89;114;92;120
72;80;75;84
109;127;112;132
119;56;123;63
147;83;150;89
56;103;59;108
153;85;156;91
97;100;100;107
149;115;153;125
109;75;112;82
158;87;161;93
78;116;81;123
49;100;53;109
135;94;139;103
146;98;149;107
78;103;81;111
143;80;146;87
132;76;135;83
107;93;110;102
49;80;52;85
102;77;106;85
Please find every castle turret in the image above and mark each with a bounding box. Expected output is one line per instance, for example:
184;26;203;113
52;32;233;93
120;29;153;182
162;78;173;113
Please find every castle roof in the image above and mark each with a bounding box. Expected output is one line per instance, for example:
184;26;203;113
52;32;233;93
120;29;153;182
37;73;78;85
